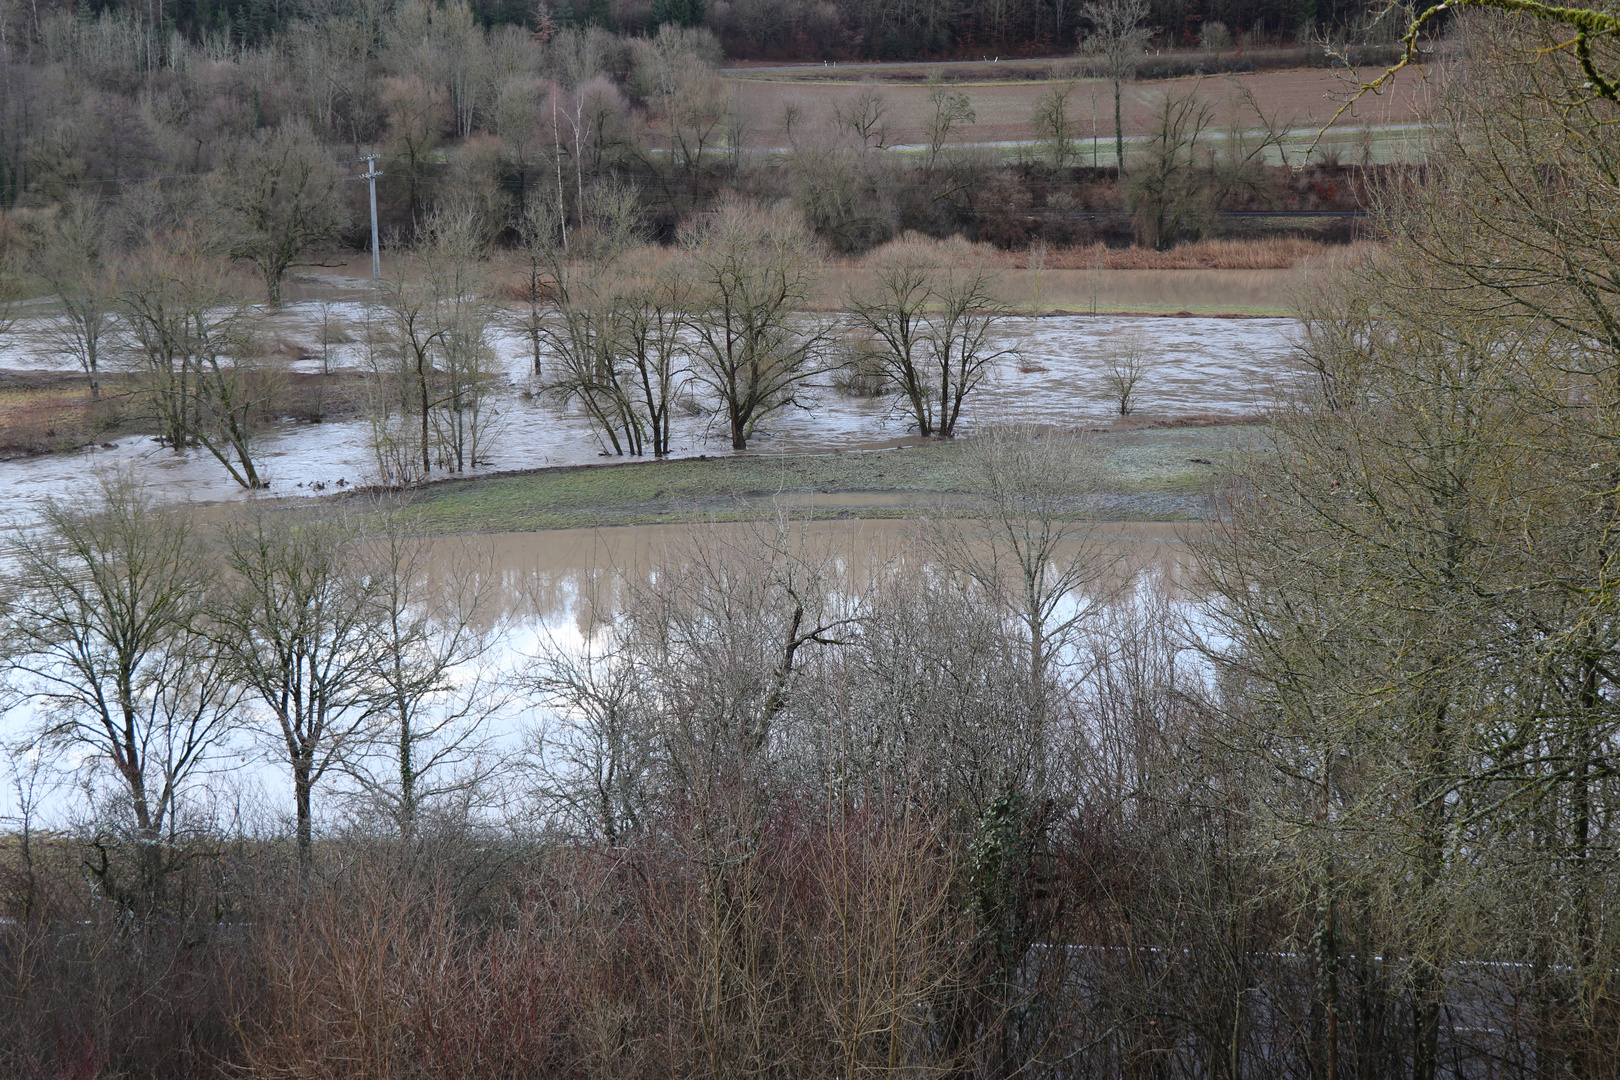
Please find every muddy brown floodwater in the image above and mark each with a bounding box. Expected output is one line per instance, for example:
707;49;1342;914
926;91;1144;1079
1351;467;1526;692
0;312;1297;524
429;519;1207;633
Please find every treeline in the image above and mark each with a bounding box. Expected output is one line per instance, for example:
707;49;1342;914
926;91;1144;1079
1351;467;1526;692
677;0;1386;61
0;0;1396;60
0;0;1377;251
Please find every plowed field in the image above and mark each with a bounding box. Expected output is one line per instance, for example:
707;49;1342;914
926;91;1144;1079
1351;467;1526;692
729;64;1437;148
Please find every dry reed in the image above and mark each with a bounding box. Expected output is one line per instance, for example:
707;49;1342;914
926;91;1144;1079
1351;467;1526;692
850;234;1377;272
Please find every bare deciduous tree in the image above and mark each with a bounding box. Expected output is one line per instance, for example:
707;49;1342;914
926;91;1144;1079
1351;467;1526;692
28;195;116;398
931;425;1119;705
525;634;653;845
523;182;684;458
1200;26;1620;1078
846;237;1013;437
217;511;381;872
212;121;351;306
2;474;237;910
788;111;901;255
1031;81;1080;170
1100;331;1151;414
117;233;275;489
1079;0;1151;175
373;208;502;481
347;519;506;840
634;32;734;211
684;203;830;450
1128;83;1288;249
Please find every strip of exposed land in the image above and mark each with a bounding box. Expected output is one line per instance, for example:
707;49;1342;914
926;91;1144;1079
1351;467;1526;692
353;424;1254;534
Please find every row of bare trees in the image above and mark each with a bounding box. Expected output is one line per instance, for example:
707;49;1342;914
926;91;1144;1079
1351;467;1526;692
8;426;1616;1078
1;428;1222;1080
0;475;504;895
20;205;287;487
527;196;1018;453
10;186;1027;491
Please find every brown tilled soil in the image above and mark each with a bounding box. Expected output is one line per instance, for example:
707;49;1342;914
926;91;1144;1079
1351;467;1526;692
1006;237;1378;270
728;65;1434;147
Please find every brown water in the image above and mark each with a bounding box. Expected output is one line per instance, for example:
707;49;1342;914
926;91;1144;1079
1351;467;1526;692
438;519;1204;629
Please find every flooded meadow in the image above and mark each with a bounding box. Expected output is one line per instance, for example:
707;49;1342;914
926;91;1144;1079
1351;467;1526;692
0;294;1300;518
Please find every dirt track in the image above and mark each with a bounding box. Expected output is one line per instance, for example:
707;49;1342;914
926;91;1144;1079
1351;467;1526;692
729;64;1439;148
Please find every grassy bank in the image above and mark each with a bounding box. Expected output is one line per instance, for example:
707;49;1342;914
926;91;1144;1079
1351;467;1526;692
369;425;1255;534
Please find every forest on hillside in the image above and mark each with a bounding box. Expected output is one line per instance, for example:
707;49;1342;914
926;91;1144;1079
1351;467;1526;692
0;0;1399;61
0;0;1383;285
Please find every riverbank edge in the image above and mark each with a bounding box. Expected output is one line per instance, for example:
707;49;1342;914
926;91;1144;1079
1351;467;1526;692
327;424;1260;535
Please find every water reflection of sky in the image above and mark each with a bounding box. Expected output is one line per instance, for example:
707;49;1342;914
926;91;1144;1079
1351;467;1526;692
0;520;1212;832
0;303;1300;521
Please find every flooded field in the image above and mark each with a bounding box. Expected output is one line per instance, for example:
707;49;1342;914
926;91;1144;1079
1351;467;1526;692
0;295;1299;519
833;267;1300;314
0;514;1204;824
460;518;1203;624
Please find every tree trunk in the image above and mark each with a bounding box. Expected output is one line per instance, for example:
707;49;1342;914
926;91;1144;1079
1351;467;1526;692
418;350;432;476
1113;78;1126;176
399;714;416;841
295;761;314;874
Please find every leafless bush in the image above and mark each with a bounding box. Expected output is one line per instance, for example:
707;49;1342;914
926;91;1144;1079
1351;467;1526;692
830;330;889;398
1101;333;1153;415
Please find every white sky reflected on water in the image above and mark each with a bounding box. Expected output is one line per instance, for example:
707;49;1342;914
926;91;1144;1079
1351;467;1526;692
0;520;1217;832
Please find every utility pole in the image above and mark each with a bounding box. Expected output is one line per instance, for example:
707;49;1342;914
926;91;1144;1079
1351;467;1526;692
361;153;383;278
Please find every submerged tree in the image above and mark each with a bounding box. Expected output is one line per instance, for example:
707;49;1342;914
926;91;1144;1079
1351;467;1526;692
117;233;275;490
845;236;1013;437
525;182;692;458
374;208;502;482
685;202;830;451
